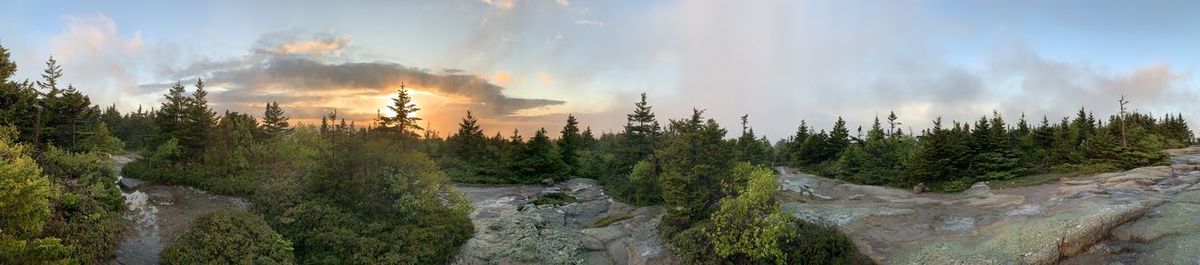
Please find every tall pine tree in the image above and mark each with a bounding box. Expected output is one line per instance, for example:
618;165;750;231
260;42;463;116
559;114;582;176
377;83;422;139
259;101;291;138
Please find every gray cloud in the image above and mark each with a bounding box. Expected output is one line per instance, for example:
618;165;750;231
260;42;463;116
142;31;565;121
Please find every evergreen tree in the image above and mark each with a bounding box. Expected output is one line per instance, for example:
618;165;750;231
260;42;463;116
559;114;583;175
580;127;597;150
732;114;771;165
827;117;851;159
512;128;566;182
0;44;40;144
908;118;971;189
78;122;124;154
0;126;70;263
377;83;422;138
448;110;486;159
617;93;661;168
100;105;122;135
657;109;732;222
969;112;1022;180
182;79;216;157
259;101;291;138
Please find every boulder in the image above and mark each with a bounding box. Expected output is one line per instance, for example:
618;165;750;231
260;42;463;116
118;177;144;190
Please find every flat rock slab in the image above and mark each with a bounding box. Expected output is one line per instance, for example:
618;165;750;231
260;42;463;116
453;179;677;265
777;146;1200;264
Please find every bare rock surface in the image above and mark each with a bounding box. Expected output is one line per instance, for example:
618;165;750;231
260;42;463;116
453;178;677;265
110;155;249;265
778;146;1200;264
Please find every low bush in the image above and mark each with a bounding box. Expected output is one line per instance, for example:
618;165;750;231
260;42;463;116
161;210;294;265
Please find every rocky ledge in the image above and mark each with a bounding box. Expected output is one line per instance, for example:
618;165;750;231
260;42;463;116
452;178;677;265
777;146;1200;265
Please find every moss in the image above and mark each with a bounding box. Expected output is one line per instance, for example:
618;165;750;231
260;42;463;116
531;193;578;206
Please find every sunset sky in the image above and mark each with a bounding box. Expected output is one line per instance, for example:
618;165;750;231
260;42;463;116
2;0;1199;138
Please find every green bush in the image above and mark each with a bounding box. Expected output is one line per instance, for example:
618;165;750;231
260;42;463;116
37;146;126;263
779;219;868;265
162;210;293;265
531;193;578;206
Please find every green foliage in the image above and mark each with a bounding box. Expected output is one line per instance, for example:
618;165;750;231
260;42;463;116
732;115;773;166
658;109;732;222
605;93;664;203
38;146;126;262
531;193;578;206
154;80;215;159
589;213;633;228
559;114;583;175
259;101;292;139
778;220;865;265
375;84;423;139
707;163;790;263
626;158;664;204
161;210;294;265
0;127;53;239
78;122;124;154
511;128;567;182
907;118;971;189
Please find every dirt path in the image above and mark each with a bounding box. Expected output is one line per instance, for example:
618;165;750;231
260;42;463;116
109;156;247;265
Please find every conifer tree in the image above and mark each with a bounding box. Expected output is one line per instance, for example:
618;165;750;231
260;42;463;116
259;101;291;138
447;110;486;161
0;45;40;144
512;128;566;182
580;127;597;150
909;118;971;189
828;117;851;159
182;79;216;157
617;93;662;169
657;109;732;222
377;83;423;138
559;114;582;175
732;114;771;165
78;122;124;154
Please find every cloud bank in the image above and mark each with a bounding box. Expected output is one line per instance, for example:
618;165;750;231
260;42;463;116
142;32;565;129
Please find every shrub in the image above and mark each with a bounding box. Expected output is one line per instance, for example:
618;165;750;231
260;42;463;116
779;219;867;265
531;193;578;206
161;210;294;265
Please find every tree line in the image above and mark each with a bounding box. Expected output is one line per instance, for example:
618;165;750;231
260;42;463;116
1;38;1195;264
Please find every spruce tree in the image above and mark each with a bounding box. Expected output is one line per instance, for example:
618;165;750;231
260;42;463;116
618;93;661;168
512;128;566;183
657;109;732;222
732;114;770;165
377;83;423;138
828;117;851;159
559;114;582;175
447;110;487;167
0;45;40;144
182;79;216;157
259;101;291;138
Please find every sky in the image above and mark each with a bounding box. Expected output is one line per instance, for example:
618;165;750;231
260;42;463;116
1;0;1198;139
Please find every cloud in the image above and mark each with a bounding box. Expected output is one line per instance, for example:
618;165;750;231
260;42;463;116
45;13;172;110
482;0;515;10
143;31;565;129
573;20;605;26
665;1;1200;139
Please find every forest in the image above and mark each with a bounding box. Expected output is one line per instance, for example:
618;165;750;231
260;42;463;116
1;40;1196;265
